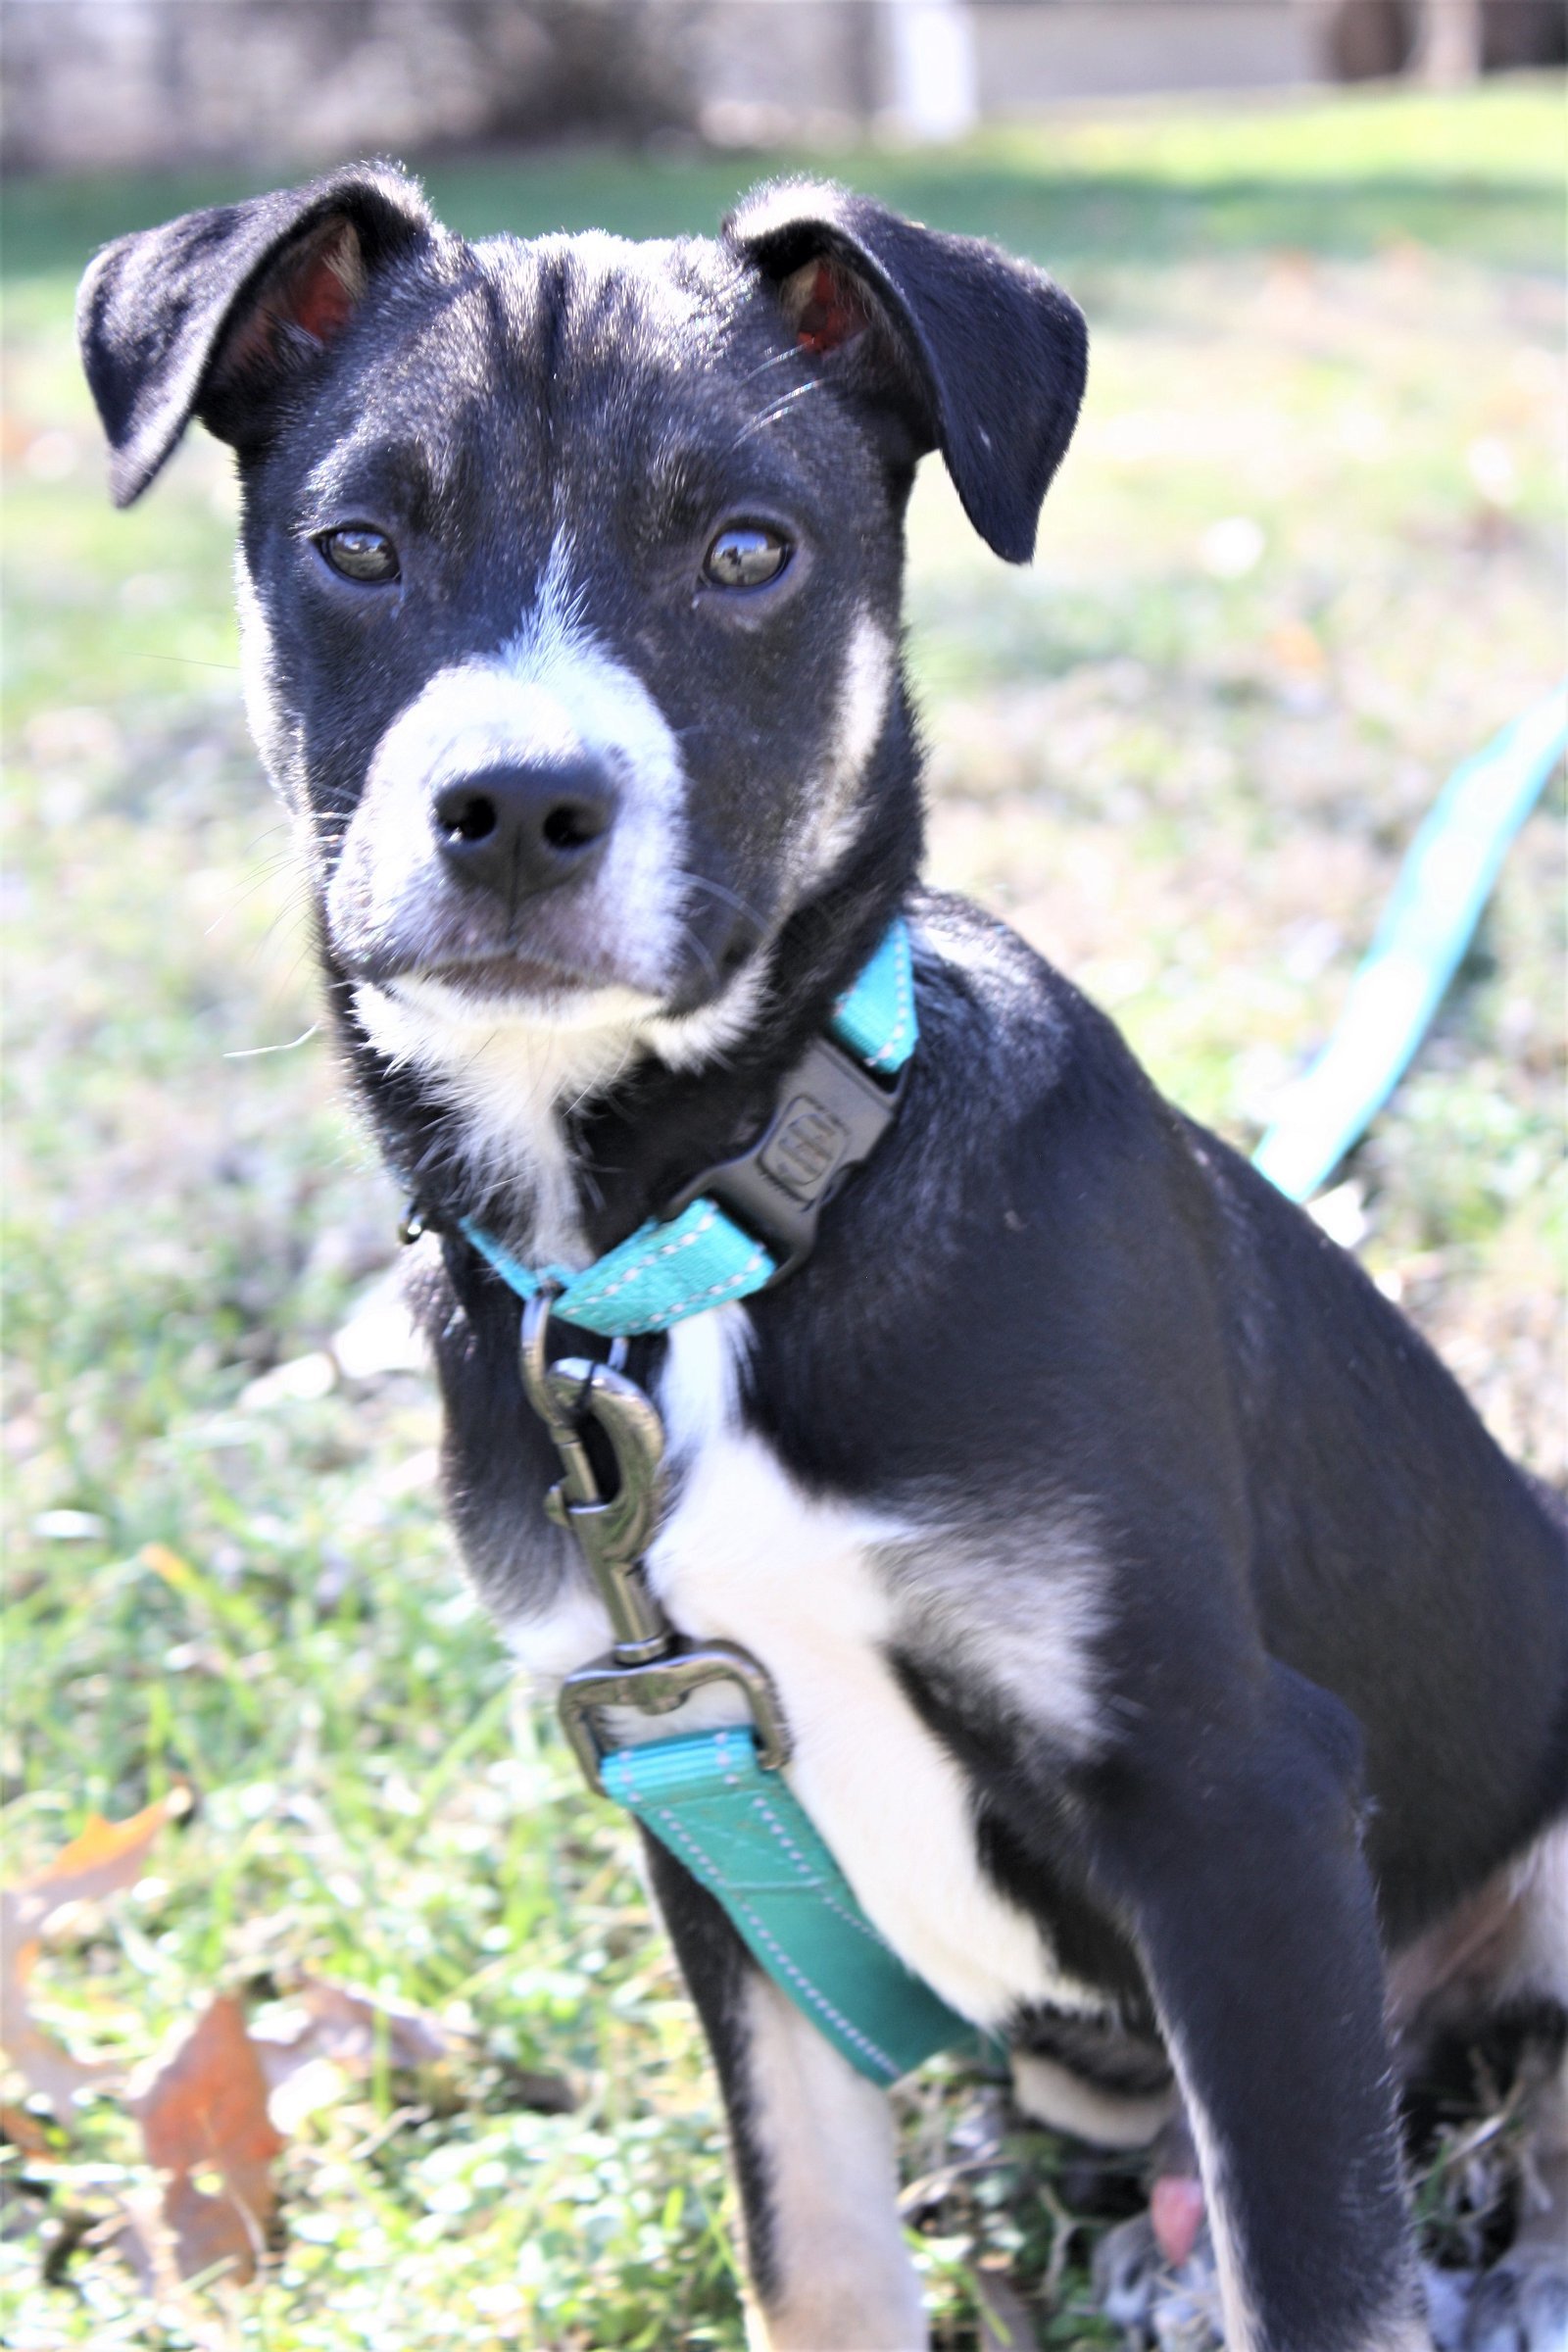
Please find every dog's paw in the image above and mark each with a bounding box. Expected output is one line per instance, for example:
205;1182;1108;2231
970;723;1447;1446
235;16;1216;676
1091;2211;1224;2351
1420;2262;1480;2352
1461;2245;1568;2352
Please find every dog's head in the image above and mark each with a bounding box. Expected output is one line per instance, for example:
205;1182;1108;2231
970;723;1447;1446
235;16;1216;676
78;166;1084;1092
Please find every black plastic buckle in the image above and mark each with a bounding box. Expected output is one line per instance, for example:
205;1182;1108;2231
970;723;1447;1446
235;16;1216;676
661;1032;906;1284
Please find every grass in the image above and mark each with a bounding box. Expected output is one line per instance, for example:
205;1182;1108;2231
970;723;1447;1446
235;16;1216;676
3;75;1565;2351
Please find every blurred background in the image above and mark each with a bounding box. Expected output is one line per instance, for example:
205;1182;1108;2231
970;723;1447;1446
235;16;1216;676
4;0;1566;168
3;6;1564;2348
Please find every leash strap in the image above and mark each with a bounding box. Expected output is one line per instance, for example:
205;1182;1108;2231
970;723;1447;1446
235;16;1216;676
482;917;967;2076
496;913;968;2079
463;918;918;1335
602;1727;974;2084
1253;686;1568;1202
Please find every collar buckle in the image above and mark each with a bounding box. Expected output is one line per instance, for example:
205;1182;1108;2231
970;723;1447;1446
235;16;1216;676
660;1031;907;1286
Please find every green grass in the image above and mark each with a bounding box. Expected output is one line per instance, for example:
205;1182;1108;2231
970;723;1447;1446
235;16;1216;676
6;74;1563;284
3;78;1564;2349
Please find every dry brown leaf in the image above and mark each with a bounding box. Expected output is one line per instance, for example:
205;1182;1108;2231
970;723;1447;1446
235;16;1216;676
254;1972;451;2080
0;2098;55;2155
95;2182;187;2306
0;1950;109;2118
250;1972;458;2131
97;2183;252;2352
0;1787;191;2117
136;1993;282;2285
1266;617;1328;678
16;1790;192;1919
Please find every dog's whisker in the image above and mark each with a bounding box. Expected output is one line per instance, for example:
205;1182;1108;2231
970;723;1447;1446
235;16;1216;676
674;868;768;933
223;1024;320;1059
204;861;307;930
243;817;295;855
726;377;825;452
135;652;244;673
735;345;810;394
680;926;722;995
563;1040;638;1126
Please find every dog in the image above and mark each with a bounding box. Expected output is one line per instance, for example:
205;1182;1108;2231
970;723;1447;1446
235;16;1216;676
78;165;1568;2352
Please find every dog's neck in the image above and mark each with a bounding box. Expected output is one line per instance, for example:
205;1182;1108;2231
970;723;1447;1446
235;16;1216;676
326;775;922;1274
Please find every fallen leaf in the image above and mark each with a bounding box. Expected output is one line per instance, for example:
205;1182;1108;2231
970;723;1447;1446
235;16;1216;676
13;1788;192;1921
0;1963;110;2118
0;2099;55;2155
95;2179;188;2308
1266;617;1327;677
263;2052;346;2135
0;1788;191;2116
250;1972;456;2128
136;1994;282;2285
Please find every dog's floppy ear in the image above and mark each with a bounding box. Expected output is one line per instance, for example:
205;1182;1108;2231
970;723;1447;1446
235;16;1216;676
77;164;433;507
724;179;1086;564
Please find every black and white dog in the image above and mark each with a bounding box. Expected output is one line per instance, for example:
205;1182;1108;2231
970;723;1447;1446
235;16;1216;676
79;166;1567;2352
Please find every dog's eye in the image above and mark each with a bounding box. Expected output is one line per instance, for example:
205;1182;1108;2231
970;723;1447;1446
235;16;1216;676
317;526;400;584
702;526;790;589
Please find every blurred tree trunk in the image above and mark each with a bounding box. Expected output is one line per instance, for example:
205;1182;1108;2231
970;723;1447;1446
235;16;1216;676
1321;0;1418;83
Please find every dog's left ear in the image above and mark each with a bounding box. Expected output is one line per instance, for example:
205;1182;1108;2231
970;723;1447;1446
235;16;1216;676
725;179;1087;564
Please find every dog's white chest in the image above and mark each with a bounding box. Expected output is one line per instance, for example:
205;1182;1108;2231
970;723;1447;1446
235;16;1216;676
632;1311;1084;2033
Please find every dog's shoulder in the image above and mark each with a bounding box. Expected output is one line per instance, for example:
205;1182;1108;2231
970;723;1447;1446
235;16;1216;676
892;886;1213;1272
903;887;1164;1159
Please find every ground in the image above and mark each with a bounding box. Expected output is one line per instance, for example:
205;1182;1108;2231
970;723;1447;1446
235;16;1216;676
2;77;1563;2352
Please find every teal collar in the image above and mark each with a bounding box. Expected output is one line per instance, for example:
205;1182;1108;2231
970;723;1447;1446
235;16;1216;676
461;916;918;1339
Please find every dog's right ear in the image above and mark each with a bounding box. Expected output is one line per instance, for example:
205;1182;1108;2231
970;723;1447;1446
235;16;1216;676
77;164;433;507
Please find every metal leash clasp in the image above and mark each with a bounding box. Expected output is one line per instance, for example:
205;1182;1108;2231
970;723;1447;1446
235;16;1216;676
520;1290;791;1796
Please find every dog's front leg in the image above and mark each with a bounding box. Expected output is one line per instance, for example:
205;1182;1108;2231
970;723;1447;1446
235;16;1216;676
1085;1663;1428;2352
642;1836;928;2352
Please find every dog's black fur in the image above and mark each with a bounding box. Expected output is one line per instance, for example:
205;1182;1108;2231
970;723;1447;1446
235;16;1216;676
80;165;1568;2351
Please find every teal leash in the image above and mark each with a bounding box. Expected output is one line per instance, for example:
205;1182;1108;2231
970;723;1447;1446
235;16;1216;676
603;1730;971;2084
484;917;976;2083
1253;687;1567;1203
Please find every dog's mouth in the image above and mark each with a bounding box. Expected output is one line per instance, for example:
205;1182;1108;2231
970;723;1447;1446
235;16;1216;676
374;943;672;1040
414;951;604;1004
346;883;770;1033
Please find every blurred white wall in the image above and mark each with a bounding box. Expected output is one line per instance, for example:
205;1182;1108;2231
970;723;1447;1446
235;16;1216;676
969;2;1317;112
886;0;981;140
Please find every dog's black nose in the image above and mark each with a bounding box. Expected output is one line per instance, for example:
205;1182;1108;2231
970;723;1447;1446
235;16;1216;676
432;759;615;897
